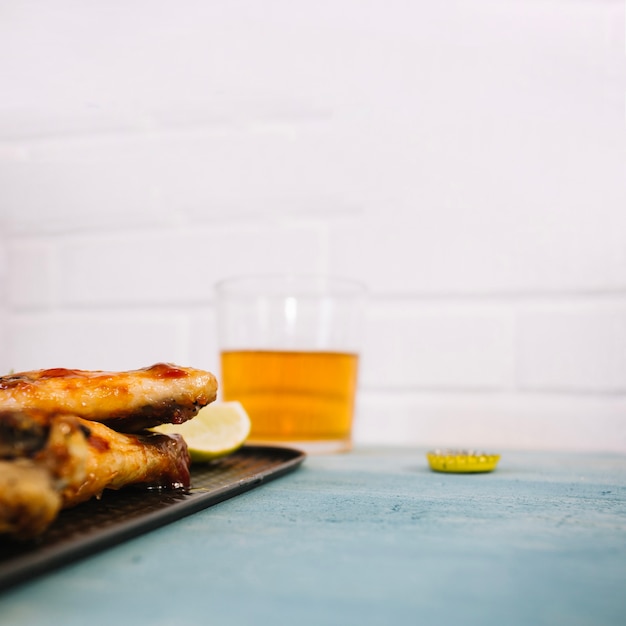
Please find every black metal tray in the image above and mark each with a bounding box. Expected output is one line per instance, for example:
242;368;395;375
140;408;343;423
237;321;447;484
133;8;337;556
0;445;305;592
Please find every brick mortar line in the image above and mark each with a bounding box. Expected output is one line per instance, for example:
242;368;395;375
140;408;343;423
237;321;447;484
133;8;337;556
7;292;626;314
359;388;626;400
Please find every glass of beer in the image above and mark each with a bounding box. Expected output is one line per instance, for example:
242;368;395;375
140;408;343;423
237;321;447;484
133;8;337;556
215;274;367;453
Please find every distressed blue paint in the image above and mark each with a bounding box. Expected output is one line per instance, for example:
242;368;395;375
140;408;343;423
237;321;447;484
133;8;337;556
1;448;625;626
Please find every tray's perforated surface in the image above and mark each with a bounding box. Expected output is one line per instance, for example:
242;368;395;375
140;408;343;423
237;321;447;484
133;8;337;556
0;445;305;592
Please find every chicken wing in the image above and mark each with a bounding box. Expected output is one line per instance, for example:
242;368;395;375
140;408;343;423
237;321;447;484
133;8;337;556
0;363;217;432
44;414;191;507
0;409;191;539
0;458;62;540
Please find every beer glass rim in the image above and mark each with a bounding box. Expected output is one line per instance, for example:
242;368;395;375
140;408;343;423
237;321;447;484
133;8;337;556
215;274;367;298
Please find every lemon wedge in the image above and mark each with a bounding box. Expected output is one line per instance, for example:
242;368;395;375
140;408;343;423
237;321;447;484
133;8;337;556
153;401;251;463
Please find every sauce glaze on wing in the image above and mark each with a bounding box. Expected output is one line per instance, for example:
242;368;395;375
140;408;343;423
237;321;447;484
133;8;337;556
0;363;218;433
43;415;192;507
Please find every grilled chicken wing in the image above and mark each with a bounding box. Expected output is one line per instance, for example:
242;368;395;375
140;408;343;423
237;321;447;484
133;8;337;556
0;409;191;539
44;414;191;507
0;458;62;539
0;363;217;432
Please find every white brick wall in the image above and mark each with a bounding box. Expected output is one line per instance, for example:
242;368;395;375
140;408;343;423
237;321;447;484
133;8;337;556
1;0;624;452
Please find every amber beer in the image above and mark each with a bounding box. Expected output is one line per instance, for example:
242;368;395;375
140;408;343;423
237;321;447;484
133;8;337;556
221;349;359;446
216;274;366;453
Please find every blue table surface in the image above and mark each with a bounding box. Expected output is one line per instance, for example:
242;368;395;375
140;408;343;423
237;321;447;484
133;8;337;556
1;447;625;626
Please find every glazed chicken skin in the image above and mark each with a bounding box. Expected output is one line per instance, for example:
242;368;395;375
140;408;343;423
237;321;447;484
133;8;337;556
0;409;191;540
43;414;191;507
0;363;217;433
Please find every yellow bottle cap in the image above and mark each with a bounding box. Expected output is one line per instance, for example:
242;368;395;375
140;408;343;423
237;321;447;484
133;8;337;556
427;449;501;474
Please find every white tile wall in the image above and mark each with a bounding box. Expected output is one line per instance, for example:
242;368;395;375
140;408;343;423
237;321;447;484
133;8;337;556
355;391;626;452
362;301;517;390
517;303;626;393
0;0;624;451
6;311;190;372
0;232;6;365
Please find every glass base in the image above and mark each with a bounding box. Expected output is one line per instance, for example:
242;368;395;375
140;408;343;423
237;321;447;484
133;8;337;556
246;437;352;455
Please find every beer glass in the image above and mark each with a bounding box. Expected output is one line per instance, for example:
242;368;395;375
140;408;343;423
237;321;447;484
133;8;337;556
215;274;366;453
